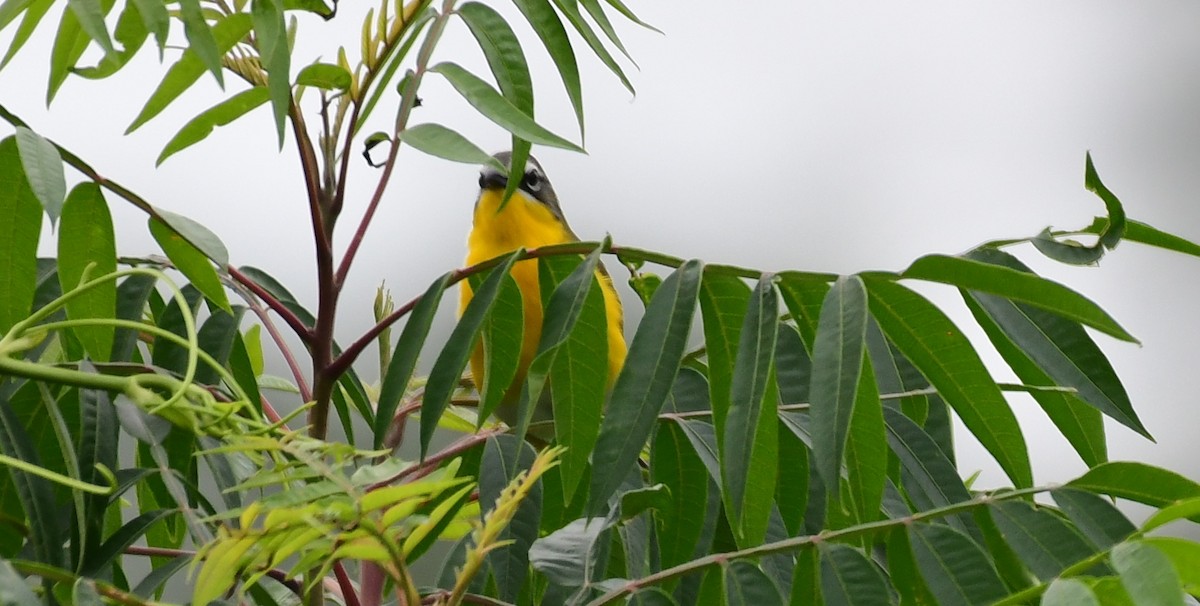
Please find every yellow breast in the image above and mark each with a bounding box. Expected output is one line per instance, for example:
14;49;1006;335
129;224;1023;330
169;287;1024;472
460;189;627;420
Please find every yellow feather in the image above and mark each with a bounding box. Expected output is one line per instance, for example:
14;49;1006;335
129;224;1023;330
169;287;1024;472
460;188;627;429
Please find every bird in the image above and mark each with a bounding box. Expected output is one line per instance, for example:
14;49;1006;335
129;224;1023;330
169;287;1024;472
459;151;627;438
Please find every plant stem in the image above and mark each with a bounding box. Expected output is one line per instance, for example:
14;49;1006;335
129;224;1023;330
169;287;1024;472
585;485;1055;605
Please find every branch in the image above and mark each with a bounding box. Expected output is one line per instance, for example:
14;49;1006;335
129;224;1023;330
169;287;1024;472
586;485;1056;605
228;266;315;343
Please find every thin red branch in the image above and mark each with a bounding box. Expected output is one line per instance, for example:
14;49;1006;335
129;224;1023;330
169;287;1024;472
228;266;315;344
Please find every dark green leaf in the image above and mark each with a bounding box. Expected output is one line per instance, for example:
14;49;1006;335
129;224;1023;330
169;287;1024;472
652;421;709;569
0;137;42;335
775;419;809;536
0;392;64;568
127;13;253;133
58;183;116;361
883;407;976;538
1032;227;1105;265
83;509;173;574
725;560;784;606
476;272;523;425
421;253;520;457
251;0;289;143
193;306;244;386
776;276;832;356
149;217;232;311
157;87;270;165
1051;487;1136;550
865;276;1032;488
1044;578;1101;606
154;208;230;273
481;435;541;601
579;0;633;62
903;252;1136;342
549;0;633;94
178;0;224;85
374;273;450;449
459;2;532;112
1068;462;1200;510
14;127;65;222
78;367;118;565
588;259;702;516
819;543;889;606
908;522;1007;606
295;62;351;89
775;323;811;406
511;0;583;137
1107;218;1200;258
1112;541;1185;606
698;272;750;433
842;354;885;526
722;275;779;546
1085;153;1126;250
809;276;867;496
400;123;505;168
430;61;583;151
988;500;1098;580
791;547;821;606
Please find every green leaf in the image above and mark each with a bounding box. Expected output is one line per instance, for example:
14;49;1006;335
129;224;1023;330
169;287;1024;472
1142;537;1200;596
178;0;224;85
511;0;584;138
72;0;149;79
78;369;118;566
1051;487;1136;550
843;357;885;526
865;276;1032;488
543;257;608;502
963;290;1108;467
777;275;832;352
58;183;117;361
420;252;520;458
774;414;809;536
481;435;541;601
1098;218;1200;258
128;0;167;50
698;272;750;434
652;421;710;569
725;560;784;606
294;62;350;89
83;509;174;574
1140;496;1200;533
579;0;633;62
809;276;867;496
722;275;779;546
149;217;232;312
282;0;332;17
154;207;230;267
603;0;660;32
157;87;270;165
14;126;65;222
907;522;1007;606
47;0;96;102
430;62;583;152
1112;541;1185;606
0;0;53;70
549;0;633;94
1044;578;1101;606
399;123;505;168
251;0;289;144
964;247;1144;439
127;13;253;133
0;137;42;335
818;543;890;606
476;272;523;424
1085;152;1126;250
883;407;976;538
0;391;64;568
588;259;702;516
1032;227;1105;266
903;251;1136;342
67;0;116;57
988;500;1098;580
0;559;38;605
193;306;244;386
374;273;450;449
459;2;532;112
529;515;610;588
1068;462;1200;510
0;0;33;32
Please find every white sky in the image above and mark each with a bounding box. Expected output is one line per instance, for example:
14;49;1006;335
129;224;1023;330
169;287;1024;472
4;1;1200;520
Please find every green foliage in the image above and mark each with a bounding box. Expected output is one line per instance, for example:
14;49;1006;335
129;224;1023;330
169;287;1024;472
1;0;1200;604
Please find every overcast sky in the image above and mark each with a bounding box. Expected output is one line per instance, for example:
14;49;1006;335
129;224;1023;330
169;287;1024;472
4;1;1200;516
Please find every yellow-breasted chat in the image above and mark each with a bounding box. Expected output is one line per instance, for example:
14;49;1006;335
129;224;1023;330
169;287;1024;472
460;151;627;437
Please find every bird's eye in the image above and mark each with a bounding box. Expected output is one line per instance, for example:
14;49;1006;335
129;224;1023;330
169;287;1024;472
524;171;542;191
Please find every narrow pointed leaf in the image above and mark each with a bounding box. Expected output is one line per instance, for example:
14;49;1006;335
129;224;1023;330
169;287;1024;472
550;0;633;93
128;0;167;49
1105;218;1200;258
67;0;115;56
776;275;832;353
963;291;1108;466
295;62;350;89
1085;153;1126;250
72;0;149;80
1141;496;1200;534
58;183;116;362
884;407;976;538
603;0;660;32
908;522;1007;606
0;0;53;70
1142;537;1200;596
47;3;92;101
178;0;224;85
154;208;229;267
0;392;64;568
459;2;532;112
250;0;289;143
652;421;709;569
149;217;231;312
127;13;253;133
698;272;750;434
1112;541;1185;606
475;272;522;425
1068;462;1200;510
580;0;633;62
988;500;1098;580
725;560;784;606
1051;487;1136;550
421;252;520;458
400;123;505;168
819;543;890;606
588;259;702;515
865;276;1032;488
430;61;583;151
481;435;541;601
809;276;867;495
0;137;41;334
157;87;270;165
512;0;583;137
842;355;885;525
902;252;1136;342
14;126;65;222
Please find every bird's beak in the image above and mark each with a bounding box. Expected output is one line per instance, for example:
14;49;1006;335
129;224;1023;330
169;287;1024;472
479;168;508;190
